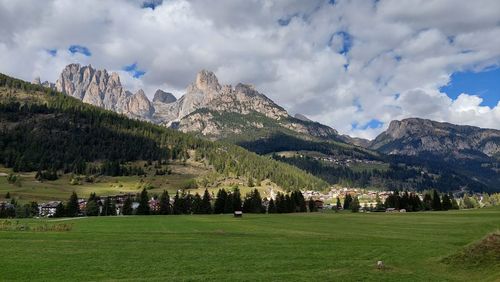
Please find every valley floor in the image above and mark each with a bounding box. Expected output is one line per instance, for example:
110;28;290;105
1;208;499;281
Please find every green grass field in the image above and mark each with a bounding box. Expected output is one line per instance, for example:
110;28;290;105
1;208;499;281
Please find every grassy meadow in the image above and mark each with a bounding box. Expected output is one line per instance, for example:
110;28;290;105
1;208;499;281
0;164;282;203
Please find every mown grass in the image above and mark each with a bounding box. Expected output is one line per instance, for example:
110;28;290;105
1;207;499;281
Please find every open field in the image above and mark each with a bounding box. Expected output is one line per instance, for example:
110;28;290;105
1;208;499;281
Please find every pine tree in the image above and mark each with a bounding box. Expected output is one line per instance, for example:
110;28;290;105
214;189;227;214
441;193;453;210
343;194;352;210
5;192;10;199
184;192;193;214
224;192;234;213
54;202;65;218
351;196;360;212
66;192;79;217
173;191;182;215
267;198;277;213
400;191;409;210
423;192;432;211
122;197;133;215
276;193;287;213
85;199;99;216
297;191;307;212
232;187;242;212
159;190;171;215
201;189;212;214
101;197;111;216
137;188;150;215
192;193;203;214
431;190;442;211
335;197;342;211
285;194;294;213
308;198;317;212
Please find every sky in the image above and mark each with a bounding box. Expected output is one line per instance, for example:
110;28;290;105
0;0;499;139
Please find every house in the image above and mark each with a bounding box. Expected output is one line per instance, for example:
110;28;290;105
78;199;87;212
314;200;324;210
39;201;61;217
148;198;160;212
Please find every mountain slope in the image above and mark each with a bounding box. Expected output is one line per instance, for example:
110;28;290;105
370;118;500;159
0;72;328;191
370;118;500;191
41;65;500;192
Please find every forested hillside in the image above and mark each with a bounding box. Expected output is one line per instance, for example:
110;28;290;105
0;73;327;191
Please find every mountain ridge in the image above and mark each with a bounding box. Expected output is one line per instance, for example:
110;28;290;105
52;64;345;143
370;117;500;159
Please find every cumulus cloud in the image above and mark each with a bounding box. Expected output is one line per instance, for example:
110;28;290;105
0;0;499;139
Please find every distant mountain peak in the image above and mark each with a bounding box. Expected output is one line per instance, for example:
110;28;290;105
153;89;176;103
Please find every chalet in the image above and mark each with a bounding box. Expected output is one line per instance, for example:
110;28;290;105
39;201;61;217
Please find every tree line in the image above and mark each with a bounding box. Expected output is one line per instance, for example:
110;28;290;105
0;187;320;218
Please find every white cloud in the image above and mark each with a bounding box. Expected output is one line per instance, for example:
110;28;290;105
0;0;500;140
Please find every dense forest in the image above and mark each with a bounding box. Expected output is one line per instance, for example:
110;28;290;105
238;132;378;160
273;155;490;192
0;73;328;191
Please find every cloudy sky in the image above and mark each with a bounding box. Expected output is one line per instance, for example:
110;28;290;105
1;0;499;139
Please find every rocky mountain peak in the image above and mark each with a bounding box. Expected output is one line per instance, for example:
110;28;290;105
125;89;154;119
194;69;221;92
153;89;176;103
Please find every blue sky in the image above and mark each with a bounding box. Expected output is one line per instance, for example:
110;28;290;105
440;67;500;107
1;0;500;139
123;63;146;78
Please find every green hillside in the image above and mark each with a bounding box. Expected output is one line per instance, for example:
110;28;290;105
0;73;328;194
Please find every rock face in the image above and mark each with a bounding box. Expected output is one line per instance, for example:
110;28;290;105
55;64;157;120
56;64;130;112
125;89;154;119
370;118;500;158
153;90;176;104
54;64;343;141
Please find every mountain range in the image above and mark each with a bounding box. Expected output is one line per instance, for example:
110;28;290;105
30;64;500;192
